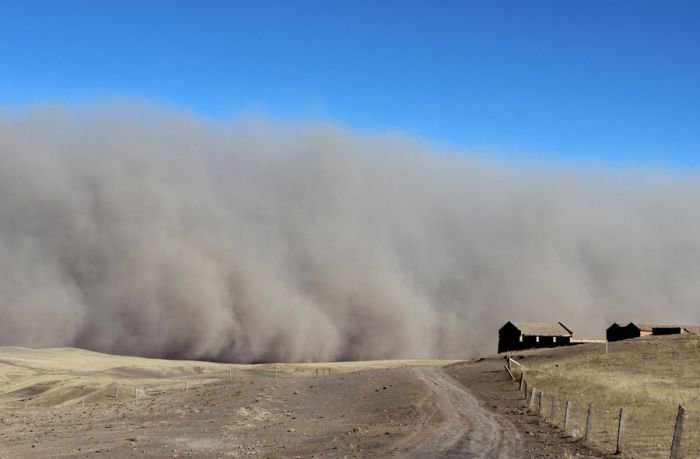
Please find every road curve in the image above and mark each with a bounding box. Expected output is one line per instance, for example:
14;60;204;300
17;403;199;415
395;366;521;458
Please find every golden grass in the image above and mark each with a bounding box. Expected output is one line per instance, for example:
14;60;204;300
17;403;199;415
519;334;700;458
0;346;456;408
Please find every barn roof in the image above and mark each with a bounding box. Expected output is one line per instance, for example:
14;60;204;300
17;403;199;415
510;322;573;337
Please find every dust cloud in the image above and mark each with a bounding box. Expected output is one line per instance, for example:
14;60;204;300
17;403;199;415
1;105;698;362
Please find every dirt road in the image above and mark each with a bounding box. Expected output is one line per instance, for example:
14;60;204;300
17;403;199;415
0;347;596;457
395;366;520;458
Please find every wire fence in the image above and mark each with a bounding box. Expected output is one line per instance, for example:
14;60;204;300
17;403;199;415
11;365;338;410
511;361;700;458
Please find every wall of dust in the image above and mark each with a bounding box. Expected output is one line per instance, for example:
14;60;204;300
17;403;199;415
1;104;699;362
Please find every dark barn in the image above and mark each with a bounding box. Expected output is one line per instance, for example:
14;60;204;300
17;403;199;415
498;321;574;353
652;326;684;336
653;325;700;335
606;322;650;341
607;322;700;341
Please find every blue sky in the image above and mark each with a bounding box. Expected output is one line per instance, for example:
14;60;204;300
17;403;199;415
1;0;699;168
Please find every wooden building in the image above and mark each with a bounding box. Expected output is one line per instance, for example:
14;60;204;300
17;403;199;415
498;321;574;353
607;322;700;341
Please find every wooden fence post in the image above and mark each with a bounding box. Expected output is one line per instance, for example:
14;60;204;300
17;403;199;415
564;400;572;433
670;404;687;459
584;403;593;442
518;372;525;391
504;364;515;380
537;391;544;416
523;379;528;399
616;407;627;455
550;398;557;423
528;388;537;410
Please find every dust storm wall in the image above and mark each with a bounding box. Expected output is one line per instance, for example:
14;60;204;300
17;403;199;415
0;105;698;362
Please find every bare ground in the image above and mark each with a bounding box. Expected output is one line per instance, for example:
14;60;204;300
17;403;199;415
398;367;521;458
0;347;601;458
445;356;609;458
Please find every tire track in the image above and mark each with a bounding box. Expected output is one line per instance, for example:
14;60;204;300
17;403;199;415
397;366;521;458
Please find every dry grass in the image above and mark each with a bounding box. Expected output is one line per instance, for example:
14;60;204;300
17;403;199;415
0;346;456;408
518;334;700;457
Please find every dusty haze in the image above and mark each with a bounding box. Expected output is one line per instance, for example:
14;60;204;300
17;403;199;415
0;105;699;362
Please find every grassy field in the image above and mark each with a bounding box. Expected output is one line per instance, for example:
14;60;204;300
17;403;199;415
0;346;456;408
515;334;700;458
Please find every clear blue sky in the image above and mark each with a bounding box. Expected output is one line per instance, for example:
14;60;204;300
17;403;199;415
1;0;699;168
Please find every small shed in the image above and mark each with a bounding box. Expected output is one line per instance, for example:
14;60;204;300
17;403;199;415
498;321;574;353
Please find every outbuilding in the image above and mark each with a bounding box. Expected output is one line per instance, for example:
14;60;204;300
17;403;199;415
498;321;574;353
606;322;700;341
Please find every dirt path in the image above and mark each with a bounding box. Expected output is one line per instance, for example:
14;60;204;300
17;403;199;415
0;347;598;457
446;357;602;458
396;366;520;458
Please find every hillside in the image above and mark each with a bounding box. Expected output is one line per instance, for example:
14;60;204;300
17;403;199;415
4;340;694;457
473;334;700;458
0;346;468;457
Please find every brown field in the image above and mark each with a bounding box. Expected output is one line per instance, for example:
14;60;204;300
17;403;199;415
0;346;457;411
6;338;696;457
509;334;700;458
0;346;467;458
0;345;594;458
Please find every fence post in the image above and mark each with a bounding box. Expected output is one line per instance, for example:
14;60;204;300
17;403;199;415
523;379;528;399
616;407;627;454
528;388;537;410
537;391;544;416
550;397;557;423
519;372;525;391
584;403;593;442
504;364;514;380
670;404;687;459
564;400;572;433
